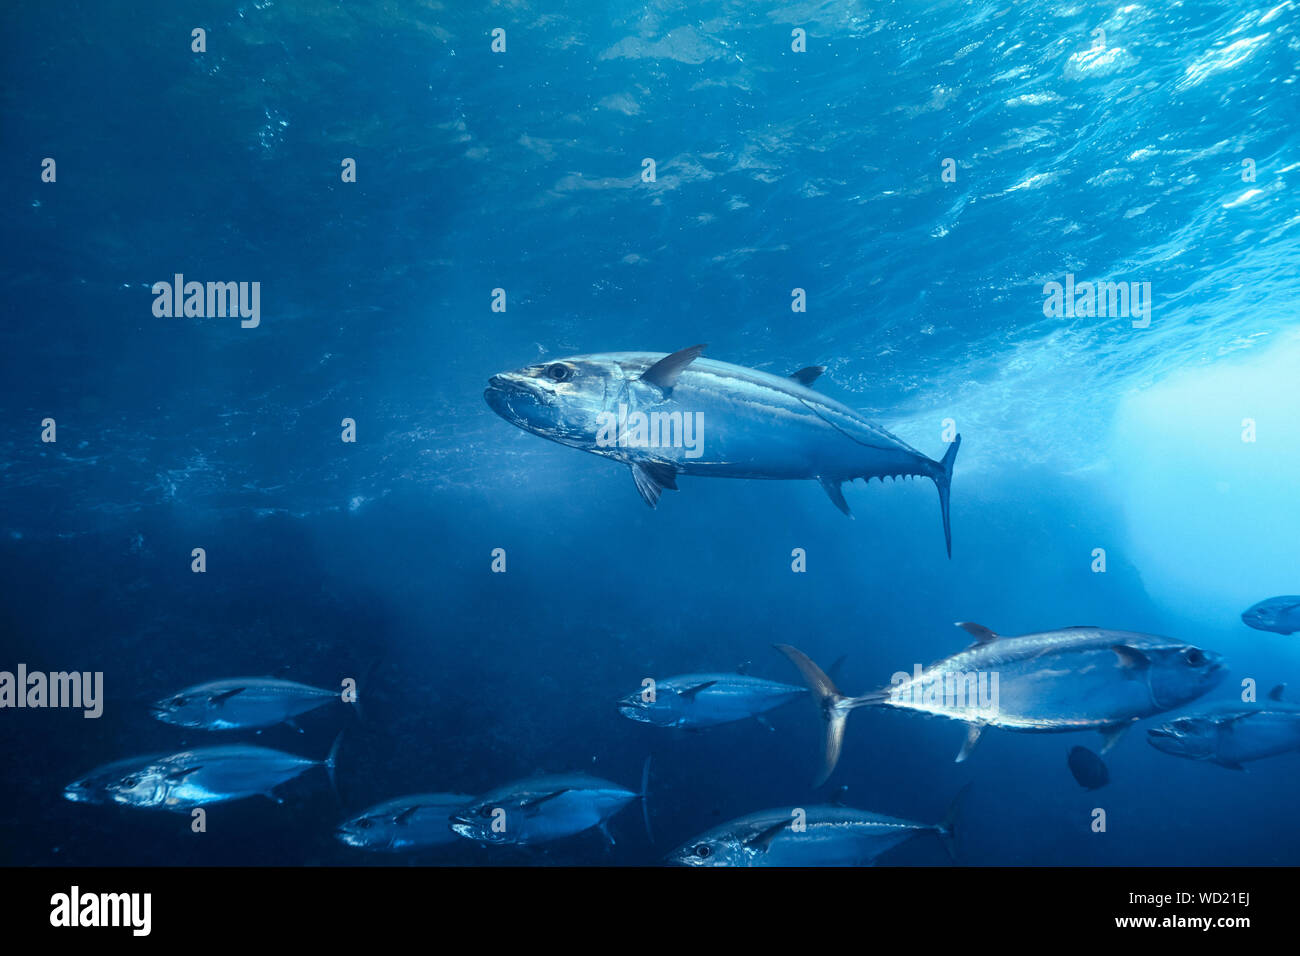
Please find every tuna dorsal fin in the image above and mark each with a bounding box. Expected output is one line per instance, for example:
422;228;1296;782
1269;683;1286;702
676;680;718;700
166;765;203;781
629;461;679;508
819;477;852;517
789;366;825;387
955;622;998;644
955;724;983;763
640;345;706;390
208;687;245;706
744;819;790;852
521;788;572;814
1112;646;1150;672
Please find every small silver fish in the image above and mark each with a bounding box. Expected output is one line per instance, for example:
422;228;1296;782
1148;684;1300;769
107;735;341;811
337;793;477;850
667;788;966;867
616;672;806;730
1241;596;1300;635
449;760;651;847
152;676;351;731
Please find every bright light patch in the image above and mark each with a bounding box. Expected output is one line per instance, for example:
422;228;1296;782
1113;337;1300;621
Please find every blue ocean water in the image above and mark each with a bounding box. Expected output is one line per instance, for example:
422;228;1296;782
2;0;1299;865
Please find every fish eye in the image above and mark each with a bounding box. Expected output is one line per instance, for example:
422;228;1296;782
172;696;187;707
693;844;711;858
478;806;494;818
357;818;373;830
122;775;139;788
1183;648;1206;666
1174;719;1194;732
545;363;572;382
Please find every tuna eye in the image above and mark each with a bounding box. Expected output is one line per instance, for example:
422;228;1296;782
1183;648;1205;666
694;844;711;858
172;696;187;706
1174;719;1194;732
545;363;571;382
357;819;373;830
478;806;494;818
122;776;139;788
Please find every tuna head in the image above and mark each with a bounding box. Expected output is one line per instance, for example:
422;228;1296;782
1147;715;1221;761
448;799;517;845
107;766;171;809
485;355;628;451
1142;644;1226;710
665;831;746;867
151;691;213;728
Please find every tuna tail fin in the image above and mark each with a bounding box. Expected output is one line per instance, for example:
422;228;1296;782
348;659;381;730
936;783;971;862
935;434;961;559
639;756;654;845
773;644;877;786
323;730;345;805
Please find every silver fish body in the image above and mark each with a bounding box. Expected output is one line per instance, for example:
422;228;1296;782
337;793;476;850
617;673;806;729
1149;692;1300;768
485;347;961;555
449;772;642;846
1241;596;1300;635
777;624;1224;783
152;677;343;731
668;805;946;867
107;738;339;811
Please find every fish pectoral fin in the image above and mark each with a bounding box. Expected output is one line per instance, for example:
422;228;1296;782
956;724;983;763
789;366;826;387
1269;683;1286;702
675;680;719;700
744;820;790;853
520;789;572;815
1215;759;1247;771
393;805;421;825
640;344;706;391
1111;645;1151;673
630;461;678;509
1099;723;1132;754
955;622;999;645
819;477;853;517
166;765;203;781
208;688;245;706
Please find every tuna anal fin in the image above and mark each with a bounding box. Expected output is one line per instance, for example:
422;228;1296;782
640;344;706;390
819;477;852;518
956;724;983;763
630;461;678;508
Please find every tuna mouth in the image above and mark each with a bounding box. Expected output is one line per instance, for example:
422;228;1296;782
1147;727;1176;739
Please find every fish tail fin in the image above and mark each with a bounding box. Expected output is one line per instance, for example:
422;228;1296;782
348;659;381;729
937;783;971;862
323;730;345;804
773;644;873;786
934;434;961;559
639;755;654;845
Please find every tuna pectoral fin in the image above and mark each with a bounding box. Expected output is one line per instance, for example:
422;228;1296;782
772;643;852;786
640;344;707;390
1269;683;1286;702
819;477;853;518
955;725;983;763
630;461;678;508
675;680;718;700
934;434;961;558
